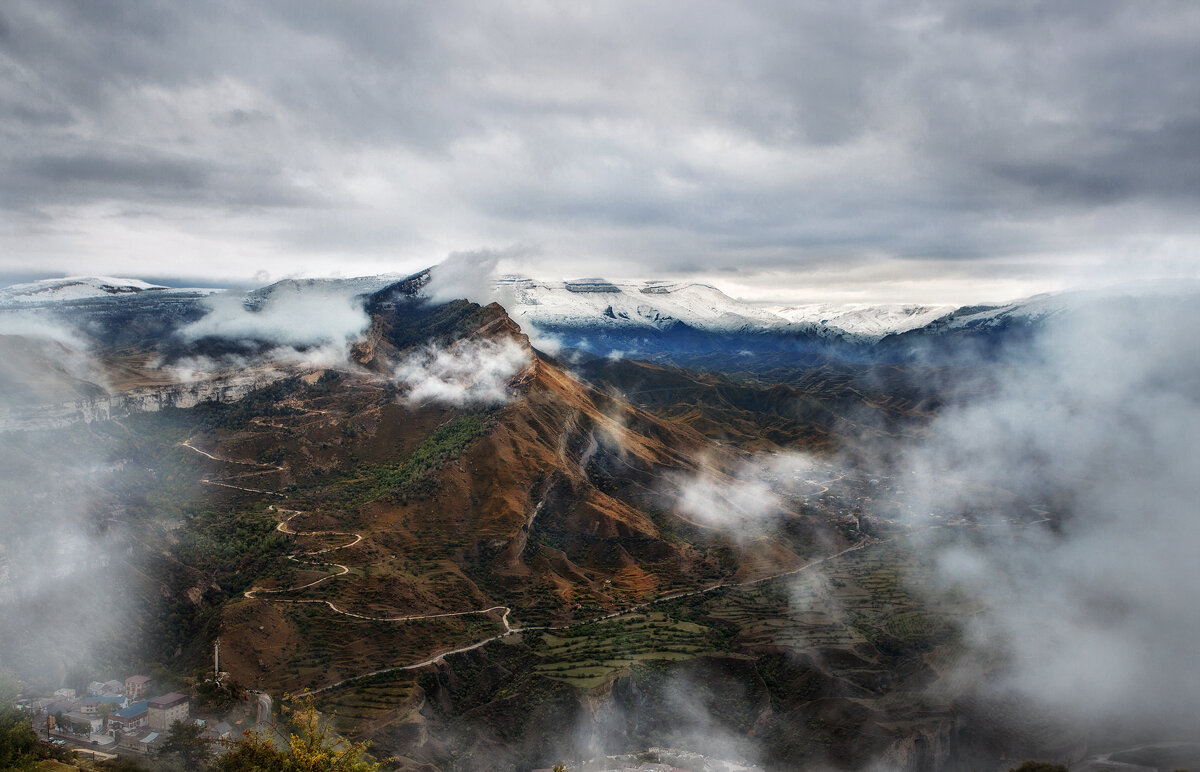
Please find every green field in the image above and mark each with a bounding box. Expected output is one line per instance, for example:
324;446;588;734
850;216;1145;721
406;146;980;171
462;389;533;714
529;612;723;688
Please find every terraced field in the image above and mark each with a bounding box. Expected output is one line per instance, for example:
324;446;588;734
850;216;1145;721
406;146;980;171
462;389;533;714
227;602;504;693
529;612;724;688
314;670;419;736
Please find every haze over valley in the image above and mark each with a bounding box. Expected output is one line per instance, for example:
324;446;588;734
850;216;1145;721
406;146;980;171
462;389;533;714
0;270;1196;771
2;2;1199;770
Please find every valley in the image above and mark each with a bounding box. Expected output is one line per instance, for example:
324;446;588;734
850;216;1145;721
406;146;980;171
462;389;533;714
0;274;1194;771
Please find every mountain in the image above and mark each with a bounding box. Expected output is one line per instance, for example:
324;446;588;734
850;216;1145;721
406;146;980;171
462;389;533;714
0;275;218;305
768;302;955;337
496;277;959;341
2;270;1174;770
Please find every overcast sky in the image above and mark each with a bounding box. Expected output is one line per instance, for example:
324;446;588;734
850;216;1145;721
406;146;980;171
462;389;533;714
1;1;1198;303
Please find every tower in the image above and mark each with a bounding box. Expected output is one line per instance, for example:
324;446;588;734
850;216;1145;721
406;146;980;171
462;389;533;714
213;638;220;679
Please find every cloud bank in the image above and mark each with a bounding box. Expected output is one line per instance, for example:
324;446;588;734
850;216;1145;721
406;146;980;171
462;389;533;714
1;2;1197;298
0;319;129;687
891;293;1200;731
181;285;371;348
394;337;530;407
426;246;536;306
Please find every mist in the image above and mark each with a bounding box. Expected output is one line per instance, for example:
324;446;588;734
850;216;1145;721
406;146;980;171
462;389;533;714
394;336;531;407
0;319;130;689
425;246;532;306
663;451;826;533
889;292;1200;735
181;283;371;348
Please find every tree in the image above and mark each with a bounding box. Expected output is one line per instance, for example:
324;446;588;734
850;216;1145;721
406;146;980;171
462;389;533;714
211;703;380;772
1009;763;1068;772
0;705;42;771
160;719;211;769
0;676;45;771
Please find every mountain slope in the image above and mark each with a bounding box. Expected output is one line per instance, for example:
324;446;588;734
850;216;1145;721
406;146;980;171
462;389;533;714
141;290;843;696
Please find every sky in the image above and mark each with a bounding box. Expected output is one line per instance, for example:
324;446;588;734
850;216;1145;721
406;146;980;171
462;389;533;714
1;1;1198;304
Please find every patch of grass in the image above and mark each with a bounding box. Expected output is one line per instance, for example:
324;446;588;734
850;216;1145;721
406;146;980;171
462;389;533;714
322;414;491;504
529;612;724;686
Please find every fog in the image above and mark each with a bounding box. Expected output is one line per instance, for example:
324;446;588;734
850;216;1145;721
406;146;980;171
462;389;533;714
394;336;531;407
425;247;521;306
0;320;129;688
641;288;1200;761
181;283;371;348
663;451;826;534
890;293;1200;732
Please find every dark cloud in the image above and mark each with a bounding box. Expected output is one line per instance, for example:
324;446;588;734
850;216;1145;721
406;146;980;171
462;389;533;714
0;0;1196;293
18;152;209;189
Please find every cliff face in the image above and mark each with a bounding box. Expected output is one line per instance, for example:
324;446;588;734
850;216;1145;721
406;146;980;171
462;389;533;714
0;367;294;431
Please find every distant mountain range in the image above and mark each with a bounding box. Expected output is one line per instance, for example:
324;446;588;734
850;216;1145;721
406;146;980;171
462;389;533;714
3;270;1195;770
496;276;955;340
3;272;1195;372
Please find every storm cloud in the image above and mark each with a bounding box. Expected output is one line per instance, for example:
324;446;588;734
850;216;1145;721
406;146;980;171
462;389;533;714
0;1;1198;299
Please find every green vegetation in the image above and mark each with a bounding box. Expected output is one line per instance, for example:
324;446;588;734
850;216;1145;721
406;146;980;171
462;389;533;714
315;671;416;735
0;705;44;771
175;509;293;595
320;414;490;505
529;612;727;688
0;676;69;771
211;703;380;772
158;719;211;769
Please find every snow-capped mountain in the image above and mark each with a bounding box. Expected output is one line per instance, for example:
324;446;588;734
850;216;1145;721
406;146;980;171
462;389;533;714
494;276;795;334
767;303;955;338
493;277;969;341
0;276;219;306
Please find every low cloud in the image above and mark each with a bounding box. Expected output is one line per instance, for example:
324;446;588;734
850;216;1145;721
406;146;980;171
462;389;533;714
522;322;564;357
180;284;371;348
0;322;128;687
664;451;824;533
554;666;765;770
394;336;530;407
162;341;354;383
669;468;782;530
0;313;90;350
890;293;1200;731
0;313;107;394
426;246;535;305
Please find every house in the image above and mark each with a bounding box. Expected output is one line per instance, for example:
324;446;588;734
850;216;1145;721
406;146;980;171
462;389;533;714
147;692;189;731
64;711;103;734
86;681;107;696
118;728;163;754
109;700;149;731
77;695;127;714
202;721;234;742
53;688;76;702
46;700;77;717
102;679;124;696
124;675;152;700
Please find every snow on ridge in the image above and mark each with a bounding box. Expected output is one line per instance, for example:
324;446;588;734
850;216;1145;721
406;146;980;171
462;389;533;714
495;277;797;334
769;303;957;337
494;277;951;339
0;276;221;305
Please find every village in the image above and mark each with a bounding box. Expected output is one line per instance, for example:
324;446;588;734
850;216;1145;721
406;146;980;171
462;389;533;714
12;643;266;764
13;672;253;761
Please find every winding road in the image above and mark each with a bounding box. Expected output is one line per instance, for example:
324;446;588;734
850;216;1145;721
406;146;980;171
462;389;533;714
180;434;871;699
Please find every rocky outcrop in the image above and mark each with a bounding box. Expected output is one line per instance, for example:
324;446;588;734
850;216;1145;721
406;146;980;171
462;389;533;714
0;368;292;432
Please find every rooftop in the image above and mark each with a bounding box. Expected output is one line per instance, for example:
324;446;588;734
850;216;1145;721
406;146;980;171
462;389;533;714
148;692;188;709
114;701;149;719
